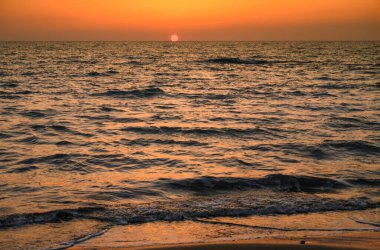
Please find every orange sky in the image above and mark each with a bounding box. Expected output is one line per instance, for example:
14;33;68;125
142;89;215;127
0;0;379;40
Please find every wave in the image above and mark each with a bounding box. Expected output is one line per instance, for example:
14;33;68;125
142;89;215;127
79;115;143;123
0;90;33;97
99;106;122;112
30;124;94;137
311;92;337;97
87;188;162;200
0;81;19;88
0;91;22;99
84;154;137;169
0;207;105;228
184;93;234;100
17;136;42;144
246;143;326;159
6;166;38;173
204;57;274;65
158;174;348;193
326;116;380;130
21;71;36;76
50;125;70;131
0;132;12;139
0;71;9;77
15;153;122;172
121;126;275;137
128;60;145;65
287;90;306;96
87;71;102;77
246;140;380;159
86;70;118;77
93;87;165;98
122;138;208;147
350;178;380;187
84;154;185;170
17;153;85;165
321;140;380;155
315;76;341;81
55;140;75;146
20;109;58;119
1;195;377;229
13;152;186;172
20;111;47;118
318;83;354;89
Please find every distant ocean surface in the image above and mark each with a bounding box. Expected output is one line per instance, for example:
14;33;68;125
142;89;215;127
0;42;379;248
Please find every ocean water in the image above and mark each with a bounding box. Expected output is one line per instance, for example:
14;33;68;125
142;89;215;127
0;41;379;248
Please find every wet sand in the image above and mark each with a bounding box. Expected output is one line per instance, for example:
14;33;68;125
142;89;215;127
140;242;368;250
67;210;380;250
69;232;380;250
69;234;378;250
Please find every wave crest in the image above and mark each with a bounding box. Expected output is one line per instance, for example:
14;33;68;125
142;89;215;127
204;57;273;65
1;195;377;229
93;87;165;98
159;174;348;193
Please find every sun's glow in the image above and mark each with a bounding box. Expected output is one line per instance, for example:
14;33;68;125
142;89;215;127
171;34;179;42
0;0;379;40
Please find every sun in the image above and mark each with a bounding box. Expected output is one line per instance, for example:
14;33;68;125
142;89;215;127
170;34;179;42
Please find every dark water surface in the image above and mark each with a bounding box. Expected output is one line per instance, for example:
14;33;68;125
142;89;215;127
0;42;379;248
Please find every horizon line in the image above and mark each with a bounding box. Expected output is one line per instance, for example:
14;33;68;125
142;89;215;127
1;40;379;42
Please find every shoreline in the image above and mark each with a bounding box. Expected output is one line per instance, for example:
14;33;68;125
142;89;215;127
67;210;380;250
137;241;369;250
70;232;380;250
2;209;378;249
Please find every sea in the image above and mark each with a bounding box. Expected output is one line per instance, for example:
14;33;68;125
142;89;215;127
0;41;379;249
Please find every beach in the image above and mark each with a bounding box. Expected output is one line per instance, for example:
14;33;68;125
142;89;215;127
69;228;380;250
64;209;380;250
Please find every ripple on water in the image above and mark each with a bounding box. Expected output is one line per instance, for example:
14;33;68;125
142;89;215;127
92;87;165;98
0;42;379;239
